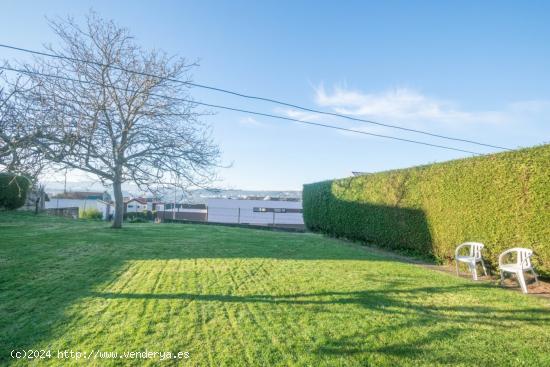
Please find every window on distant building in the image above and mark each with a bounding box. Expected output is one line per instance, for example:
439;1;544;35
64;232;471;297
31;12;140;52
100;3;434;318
253;207;293;213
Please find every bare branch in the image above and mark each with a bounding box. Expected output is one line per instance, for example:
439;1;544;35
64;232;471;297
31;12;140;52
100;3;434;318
14;11;220;228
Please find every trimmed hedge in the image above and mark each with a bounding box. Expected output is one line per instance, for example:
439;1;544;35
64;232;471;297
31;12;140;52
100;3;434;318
0;173;30;210
303;144;550;275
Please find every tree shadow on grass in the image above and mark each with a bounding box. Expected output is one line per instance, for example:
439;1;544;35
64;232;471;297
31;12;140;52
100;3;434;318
88;284;550;364
90;285;550;326
1;213;548;365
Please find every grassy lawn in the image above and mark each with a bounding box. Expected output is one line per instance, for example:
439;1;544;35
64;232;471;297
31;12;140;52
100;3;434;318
1;213;549;366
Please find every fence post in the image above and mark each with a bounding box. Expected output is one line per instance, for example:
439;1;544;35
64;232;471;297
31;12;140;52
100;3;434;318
238;208;241;223
272;211;275;226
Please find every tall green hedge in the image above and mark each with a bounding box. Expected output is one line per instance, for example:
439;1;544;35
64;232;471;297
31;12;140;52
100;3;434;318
303;144;550;275
0;173;31;210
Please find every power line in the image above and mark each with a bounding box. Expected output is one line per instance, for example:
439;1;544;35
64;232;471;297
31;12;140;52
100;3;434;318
0;65;482;155
0;43;511;151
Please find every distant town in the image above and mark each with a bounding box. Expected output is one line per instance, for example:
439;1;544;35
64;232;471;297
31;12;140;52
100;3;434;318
41;188;304;229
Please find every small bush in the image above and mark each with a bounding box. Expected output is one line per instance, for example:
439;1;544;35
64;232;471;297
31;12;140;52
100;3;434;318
128;216;148;223
79;208;103;220
124;210;153;221
0;173;31;210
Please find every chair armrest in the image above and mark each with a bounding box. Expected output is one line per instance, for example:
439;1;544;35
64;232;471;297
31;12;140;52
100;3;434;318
498;249;516;267
455;243;469;258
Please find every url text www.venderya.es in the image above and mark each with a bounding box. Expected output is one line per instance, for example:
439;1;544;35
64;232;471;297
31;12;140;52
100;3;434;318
11;349;190;361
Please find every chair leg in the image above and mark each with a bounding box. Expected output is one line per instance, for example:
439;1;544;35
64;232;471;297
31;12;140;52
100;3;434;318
530;269;539;285
471;263;478;281
500;270;505;285
480;259;488;276
517;271;528;294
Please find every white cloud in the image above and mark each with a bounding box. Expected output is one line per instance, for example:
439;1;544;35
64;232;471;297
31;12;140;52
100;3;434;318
282;109;324;122
238;117;267;128
277;84;550;142
313;85;513;126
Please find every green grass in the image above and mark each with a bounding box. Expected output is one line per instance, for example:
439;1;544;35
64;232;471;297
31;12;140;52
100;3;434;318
1;212;549;366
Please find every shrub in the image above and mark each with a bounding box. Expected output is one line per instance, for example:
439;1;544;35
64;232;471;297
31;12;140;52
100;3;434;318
303;144;550;275
0;173;31;210
79;208;103;220
128;216;148;223
124;210;153;221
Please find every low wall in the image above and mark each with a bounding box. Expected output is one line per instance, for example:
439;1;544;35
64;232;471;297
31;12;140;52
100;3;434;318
44;207;79;219
156;211;207;222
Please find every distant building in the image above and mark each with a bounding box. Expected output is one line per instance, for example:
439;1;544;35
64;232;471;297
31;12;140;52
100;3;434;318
206;198;303;227
51;191;110;200
46;191;110;212
145;197;164;211
20;186;49;212
156;203;207;221
96;200;114;220
124;198;147;213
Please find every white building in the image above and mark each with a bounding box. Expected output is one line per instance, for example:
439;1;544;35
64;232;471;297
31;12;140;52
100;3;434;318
45;191;109;213
125;198;147;213
45;198;97;211
96;200;114;220
206;198;303;226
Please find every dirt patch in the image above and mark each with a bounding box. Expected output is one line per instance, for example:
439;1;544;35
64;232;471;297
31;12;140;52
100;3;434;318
429;263;550;298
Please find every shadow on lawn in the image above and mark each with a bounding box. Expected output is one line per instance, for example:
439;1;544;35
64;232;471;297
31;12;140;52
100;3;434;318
90;285;550;325
315;304;544;365
1;213;548;365
1;214;404;364
89;283;550;364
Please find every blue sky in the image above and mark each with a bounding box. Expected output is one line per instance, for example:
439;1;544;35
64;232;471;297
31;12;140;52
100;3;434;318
1;1;549;190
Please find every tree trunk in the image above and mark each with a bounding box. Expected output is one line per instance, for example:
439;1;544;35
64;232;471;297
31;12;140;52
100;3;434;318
112;179;124;229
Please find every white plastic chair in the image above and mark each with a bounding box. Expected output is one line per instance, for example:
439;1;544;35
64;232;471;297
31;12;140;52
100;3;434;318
498;248;538;294
455;242;487;280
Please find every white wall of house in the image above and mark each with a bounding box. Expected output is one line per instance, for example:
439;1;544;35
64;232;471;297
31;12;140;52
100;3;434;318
95;200;114;220
162;207;206;213
206;199;303;225
126;200;147;212
45;198;98;211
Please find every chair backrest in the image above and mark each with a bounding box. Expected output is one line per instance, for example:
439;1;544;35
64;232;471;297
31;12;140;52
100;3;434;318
514;248;533;268
464;242;484;259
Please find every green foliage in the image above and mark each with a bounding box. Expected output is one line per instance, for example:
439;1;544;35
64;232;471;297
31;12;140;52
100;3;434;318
303;144;550;275
79;208;103;220
0;173;30;210
128;216;148;223
124;210;153;222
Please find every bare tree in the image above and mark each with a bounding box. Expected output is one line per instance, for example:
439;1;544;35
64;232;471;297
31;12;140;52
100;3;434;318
20;12;220;228
0;70;46;179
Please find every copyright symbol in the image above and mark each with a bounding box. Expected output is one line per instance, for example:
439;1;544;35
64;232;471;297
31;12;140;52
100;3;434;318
11;350;23;359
